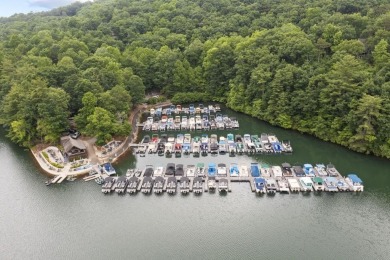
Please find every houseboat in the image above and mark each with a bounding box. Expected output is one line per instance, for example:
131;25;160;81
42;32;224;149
141;176;154;194
196;163;206;177
292;165;305;177
345;174;364;192
272;166;283;179
303;164;315;177
227;133;234;144
228;142;236;156
166;176;177;194
326;164;340;177
207;176;216;191
154;166;164;177
167;117;175;131
265;178;278;194
229;163;240;177
314;164;328;176
153;176;165;194
143;165;154;177
281;140;293;153
179;177;190;194
281;163;294;177
174;143;182;157
189;116;196;131
202;115;210;130
208;163;217;177
251;135;263;153
193;177;203;194
215;104;221;112
277;179;290;193
254;177;266;194
165;163;175;176
115;176;129;194
240;165;249;177
218;136;227;154
186;165;196;178
336;178;350;192
217;163;227;177
164;142;173;156
312;176;324;191
235;135;245;154
175;105;182;114
287;178;301;192
218;178;229;193
127;176;139;194
324;177;338;192
250;163;260;177
299;177;313;192
102;177;116;194
101;163;116;176
181;116;188;130
175;164;184;176
208;104;216;113
260;164;271;177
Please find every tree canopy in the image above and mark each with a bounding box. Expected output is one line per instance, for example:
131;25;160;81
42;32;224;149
0;0;389;158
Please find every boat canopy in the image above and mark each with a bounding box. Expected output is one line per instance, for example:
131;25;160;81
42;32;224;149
254;177;265;184
348;174;363;184
313;177;323;184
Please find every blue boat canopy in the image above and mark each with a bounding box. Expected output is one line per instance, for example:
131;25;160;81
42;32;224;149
254;177;265;184
348;174;363;184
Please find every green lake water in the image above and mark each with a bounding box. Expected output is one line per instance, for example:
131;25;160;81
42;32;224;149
1;106;390;259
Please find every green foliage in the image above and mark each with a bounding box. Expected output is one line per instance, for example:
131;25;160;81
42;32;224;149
0;0;389;158
171;92;211;104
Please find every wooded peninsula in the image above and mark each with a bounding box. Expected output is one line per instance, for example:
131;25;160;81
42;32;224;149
0;0;389;158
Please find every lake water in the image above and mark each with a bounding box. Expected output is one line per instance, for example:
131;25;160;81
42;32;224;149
1;107;390;259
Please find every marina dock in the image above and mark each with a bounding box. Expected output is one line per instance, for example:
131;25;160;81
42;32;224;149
98;162;363;195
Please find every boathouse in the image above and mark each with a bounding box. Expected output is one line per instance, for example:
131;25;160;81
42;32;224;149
60;136;87;159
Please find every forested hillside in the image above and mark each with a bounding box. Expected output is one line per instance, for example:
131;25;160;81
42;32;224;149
0;0;389;157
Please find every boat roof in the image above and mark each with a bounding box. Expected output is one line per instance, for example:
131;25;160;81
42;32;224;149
143;176;153;182
313;177;323;183
208;163;216;167
254;177;265;183
218;163;226;167
282;163;291;168
117;176;127;182
129;176;139;182
325;177;337;182
303;164;313;168
155;176;165;182
167;176;177;182
180;176;189;182
348;174;363;183
196;163;204;167
194;177;203;182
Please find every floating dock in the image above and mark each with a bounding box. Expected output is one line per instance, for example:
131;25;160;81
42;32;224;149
98;163;362;195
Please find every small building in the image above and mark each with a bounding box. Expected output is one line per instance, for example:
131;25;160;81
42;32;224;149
60;136;87;159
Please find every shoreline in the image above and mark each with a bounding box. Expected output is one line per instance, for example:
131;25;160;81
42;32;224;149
31;101;172;178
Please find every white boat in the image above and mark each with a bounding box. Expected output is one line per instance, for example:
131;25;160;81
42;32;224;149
181;116;188;129
184;134;191;144
217;163;227;176
265;178;278;194
299;177;313;192
287;178;301;192
154;166;164;177
186;165;196;177
189;116;196;131
268;134;279;143
278;179;290;193
164;143;173;155
240;165;249;177
345;174;364;192
271;166;283;179
176;134;184;144
312;177;324;191
314;164;328;176
207;177;216;190
195;115;202;130
218;178;229;192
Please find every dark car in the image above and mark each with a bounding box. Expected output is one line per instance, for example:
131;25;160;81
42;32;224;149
70;131;80;139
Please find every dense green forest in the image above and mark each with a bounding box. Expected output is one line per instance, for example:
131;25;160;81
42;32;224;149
0;0;389;156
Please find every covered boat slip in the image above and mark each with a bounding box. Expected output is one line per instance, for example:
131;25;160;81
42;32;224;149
100;160;362;195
